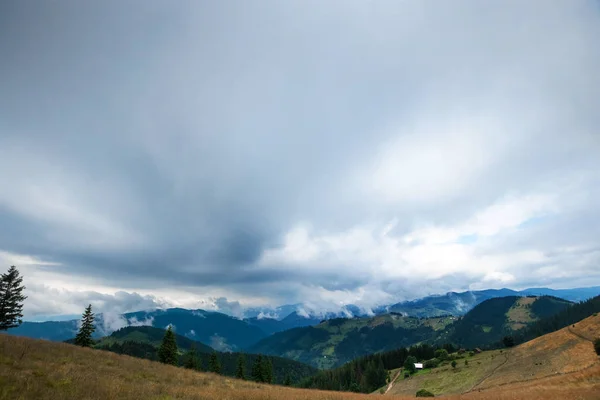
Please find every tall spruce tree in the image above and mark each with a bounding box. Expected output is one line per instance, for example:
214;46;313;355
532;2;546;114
74;304;95;347
261;356;273;384
283;373;292;386
158;326;179;365
235;354;246;379
184;343;199;370
251;354;264;382
0;266;27;331
209;352;222;374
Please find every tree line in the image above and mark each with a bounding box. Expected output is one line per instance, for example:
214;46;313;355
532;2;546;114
72;305;305;385
298;343;456;393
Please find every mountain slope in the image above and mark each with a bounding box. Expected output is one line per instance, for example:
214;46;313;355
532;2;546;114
249;314;455;369
440;295;572;349
381;286;600;318
1;331;598;400
245;311;323;335
94;326;214;353
385;313;600;397
8;308;267;350
89;325;318;384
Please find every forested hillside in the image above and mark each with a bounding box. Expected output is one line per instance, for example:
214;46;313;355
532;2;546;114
249;314;454;368
439;295;572;349
87;326;318;385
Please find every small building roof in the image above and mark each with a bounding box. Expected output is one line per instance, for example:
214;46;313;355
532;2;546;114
414;363;423;369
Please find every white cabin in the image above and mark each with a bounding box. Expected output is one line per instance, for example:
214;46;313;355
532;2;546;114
414;363;423;369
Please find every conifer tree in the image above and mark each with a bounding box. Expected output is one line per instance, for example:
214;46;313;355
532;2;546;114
251;354;264;382
158;325;179;365
0;266;27;331
283;373;292;386
184;343;199;370
209;351;221;374
261;356;273;383
235;354;246;379
74;304;95;347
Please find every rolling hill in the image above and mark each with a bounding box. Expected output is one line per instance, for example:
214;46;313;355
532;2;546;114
88;326;318;385
93;325;215;353
248;314;456;369
438;295;573;349
384;313;600;397
1;324;598;400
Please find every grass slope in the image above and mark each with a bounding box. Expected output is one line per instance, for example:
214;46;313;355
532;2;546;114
1;332;598;400
385;314;600;397
249;314;455;369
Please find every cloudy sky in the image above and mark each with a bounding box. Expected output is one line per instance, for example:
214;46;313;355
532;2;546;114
1;1;599;320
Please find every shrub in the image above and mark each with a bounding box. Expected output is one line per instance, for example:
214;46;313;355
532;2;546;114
594;338;600;356
469;351;475;357
451;360;457;369
423;358;440;369
434;349;448;361
416;389;435;397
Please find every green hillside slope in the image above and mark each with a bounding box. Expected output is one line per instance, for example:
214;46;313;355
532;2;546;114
438;295;572;349
249;314;455;369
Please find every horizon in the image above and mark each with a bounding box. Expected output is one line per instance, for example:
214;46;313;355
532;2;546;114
23;284;600;323
1;1;600;321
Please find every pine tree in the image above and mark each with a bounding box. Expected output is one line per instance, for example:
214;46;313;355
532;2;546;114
0;266;27;331
209;352;221;374
235;354;246;379
251;354;264;382
184;343;199;370
158;326;179;365
283;373;292;386
74;304;95;347
261;356;273;383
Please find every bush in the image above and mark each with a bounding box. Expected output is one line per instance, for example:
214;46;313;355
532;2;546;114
451;360;457;369
434;349;448;361
423;358;440;369
416;389;435;397
594;338;600;356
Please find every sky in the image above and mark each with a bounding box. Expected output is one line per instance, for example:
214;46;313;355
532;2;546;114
1;1;599;320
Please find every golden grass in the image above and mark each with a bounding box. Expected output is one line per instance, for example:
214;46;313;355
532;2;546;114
385;314;600;399
1;334;415;400
1;315;599;400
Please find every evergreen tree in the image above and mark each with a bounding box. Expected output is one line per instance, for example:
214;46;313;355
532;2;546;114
74;304;95;347
503;335;515;347
184;343;199;370
0;266;27;330
261;356;273;383
158;326;179;365
594;338;600;356
251;354;264;382
404;356;417;374
235;354;246;380
209;351;222;374
283;373;292;386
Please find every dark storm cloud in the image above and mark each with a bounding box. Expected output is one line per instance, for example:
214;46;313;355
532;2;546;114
1;1;599;316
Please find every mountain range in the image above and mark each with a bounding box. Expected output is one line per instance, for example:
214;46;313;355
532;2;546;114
8;286;600;355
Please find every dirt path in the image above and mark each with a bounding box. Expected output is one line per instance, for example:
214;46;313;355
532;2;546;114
384;370;402;394
468;352;509;392
568;325;595;342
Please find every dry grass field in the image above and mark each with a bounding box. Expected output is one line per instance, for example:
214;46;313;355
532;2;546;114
385;314;600;399
1;316;599;400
